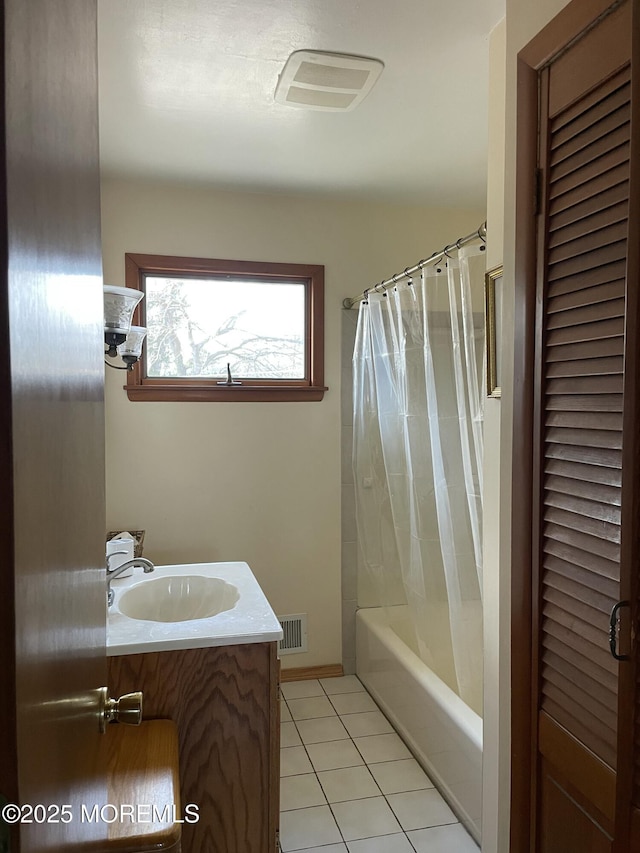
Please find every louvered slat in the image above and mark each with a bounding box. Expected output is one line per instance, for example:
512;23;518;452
545;474;621;506
543;633;618;691
543;587;613;635
545;337;624;363
550;143;630;200
546;260;627;297
547;357;624;378
543;612;617;675
546;427;622;449
545;410;622;431
550;66;629;136
546;298;625;329
545;393;622;413
538;71;629;772
543;649;616;705
545;490;621;524
549;163;629;217
545;458;622;487
550;123;629;183
545;443;621;469
547;243;627;284
551;104;629;166
543;566;616;614
542;670;617;733
549;180;628;231
548;201;628;250
548;281;625;315
544;538;619;583
547;375;623;395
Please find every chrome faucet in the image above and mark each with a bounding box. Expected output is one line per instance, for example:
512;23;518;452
106;552;155;607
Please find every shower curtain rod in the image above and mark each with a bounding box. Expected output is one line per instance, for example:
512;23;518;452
342;221;487;309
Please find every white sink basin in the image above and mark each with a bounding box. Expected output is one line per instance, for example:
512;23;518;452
118;575;240;623
107;562;283;656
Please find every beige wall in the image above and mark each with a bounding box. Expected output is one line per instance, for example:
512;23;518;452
102;178;482;669
482;1;572;850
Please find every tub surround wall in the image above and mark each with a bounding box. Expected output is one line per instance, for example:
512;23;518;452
102;177;482;671
341;308;358;675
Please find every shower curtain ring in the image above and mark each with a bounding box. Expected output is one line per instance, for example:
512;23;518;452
404;267;414;285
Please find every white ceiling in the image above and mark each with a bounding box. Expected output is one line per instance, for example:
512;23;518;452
97;0;505;207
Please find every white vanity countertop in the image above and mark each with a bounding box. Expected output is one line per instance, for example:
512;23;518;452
107;561;283;656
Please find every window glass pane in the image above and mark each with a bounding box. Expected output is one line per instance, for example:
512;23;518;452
144;276;306;379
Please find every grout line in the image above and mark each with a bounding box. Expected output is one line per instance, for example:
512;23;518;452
279;679;470;851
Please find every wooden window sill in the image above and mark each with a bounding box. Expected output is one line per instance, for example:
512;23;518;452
125;384;328;402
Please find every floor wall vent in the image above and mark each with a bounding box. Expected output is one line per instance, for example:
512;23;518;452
278;613;308;655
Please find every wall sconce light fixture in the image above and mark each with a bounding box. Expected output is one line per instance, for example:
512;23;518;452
103;285;147;371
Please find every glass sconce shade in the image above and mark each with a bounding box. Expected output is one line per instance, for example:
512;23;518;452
103;285;144;335
117;326;147;360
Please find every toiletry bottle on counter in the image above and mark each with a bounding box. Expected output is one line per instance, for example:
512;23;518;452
106;534;135;578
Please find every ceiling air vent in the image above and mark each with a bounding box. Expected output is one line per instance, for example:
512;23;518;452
275;50;384;112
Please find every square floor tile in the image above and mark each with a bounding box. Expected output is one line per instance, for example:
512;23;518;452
280;773;327;811
296;846;347;853
341;711;394;738
281;746;313;777
281;721;302;748
306;739;364;772
368;759;434;794
281;680;324;700
408;823;479;852
279;805;342;852
317;766;381;803
353;733;412;764
296;716;350;744
288;696;337;720
387;789;457;831
330;692;378;715
331;796;402;841
347;833;415;852
320;675;365;695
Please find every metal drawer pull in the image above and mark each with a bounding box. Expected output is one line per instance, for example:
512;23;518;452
609;600;630;661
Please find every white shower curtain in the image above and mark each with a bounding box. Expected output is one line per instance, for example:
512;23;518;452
352;243;485;713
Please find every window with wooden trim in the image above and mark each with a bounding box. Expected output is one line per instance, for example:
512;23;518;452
124;254;326;402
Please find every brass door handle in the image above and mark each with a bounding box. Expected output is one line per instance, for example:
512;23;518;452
98;687;143;732
609;601;630;661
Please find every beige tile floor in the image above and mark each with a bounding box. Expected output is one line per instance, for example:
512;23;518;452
279;675;479;853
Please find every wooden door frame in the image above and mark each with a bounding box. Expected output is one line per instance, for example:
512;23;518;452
0;0;19;843
510;1;632;850
614;4;640;848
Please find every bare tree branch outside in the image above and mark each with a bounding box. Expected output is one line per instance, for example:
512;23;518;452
145;277;306;379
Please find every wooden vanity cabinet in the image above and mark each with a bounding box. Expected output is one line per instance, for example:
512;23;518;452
108;641;280;853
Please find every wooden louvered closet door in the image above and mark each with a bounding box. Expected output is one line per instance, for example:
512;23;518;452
530;1;640;850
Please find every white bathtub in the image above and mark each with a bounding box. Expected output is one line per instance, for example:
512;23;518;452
356;606;482;844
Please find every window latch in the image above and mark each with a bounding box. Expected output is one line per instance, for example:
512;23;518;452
216;363;242;386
